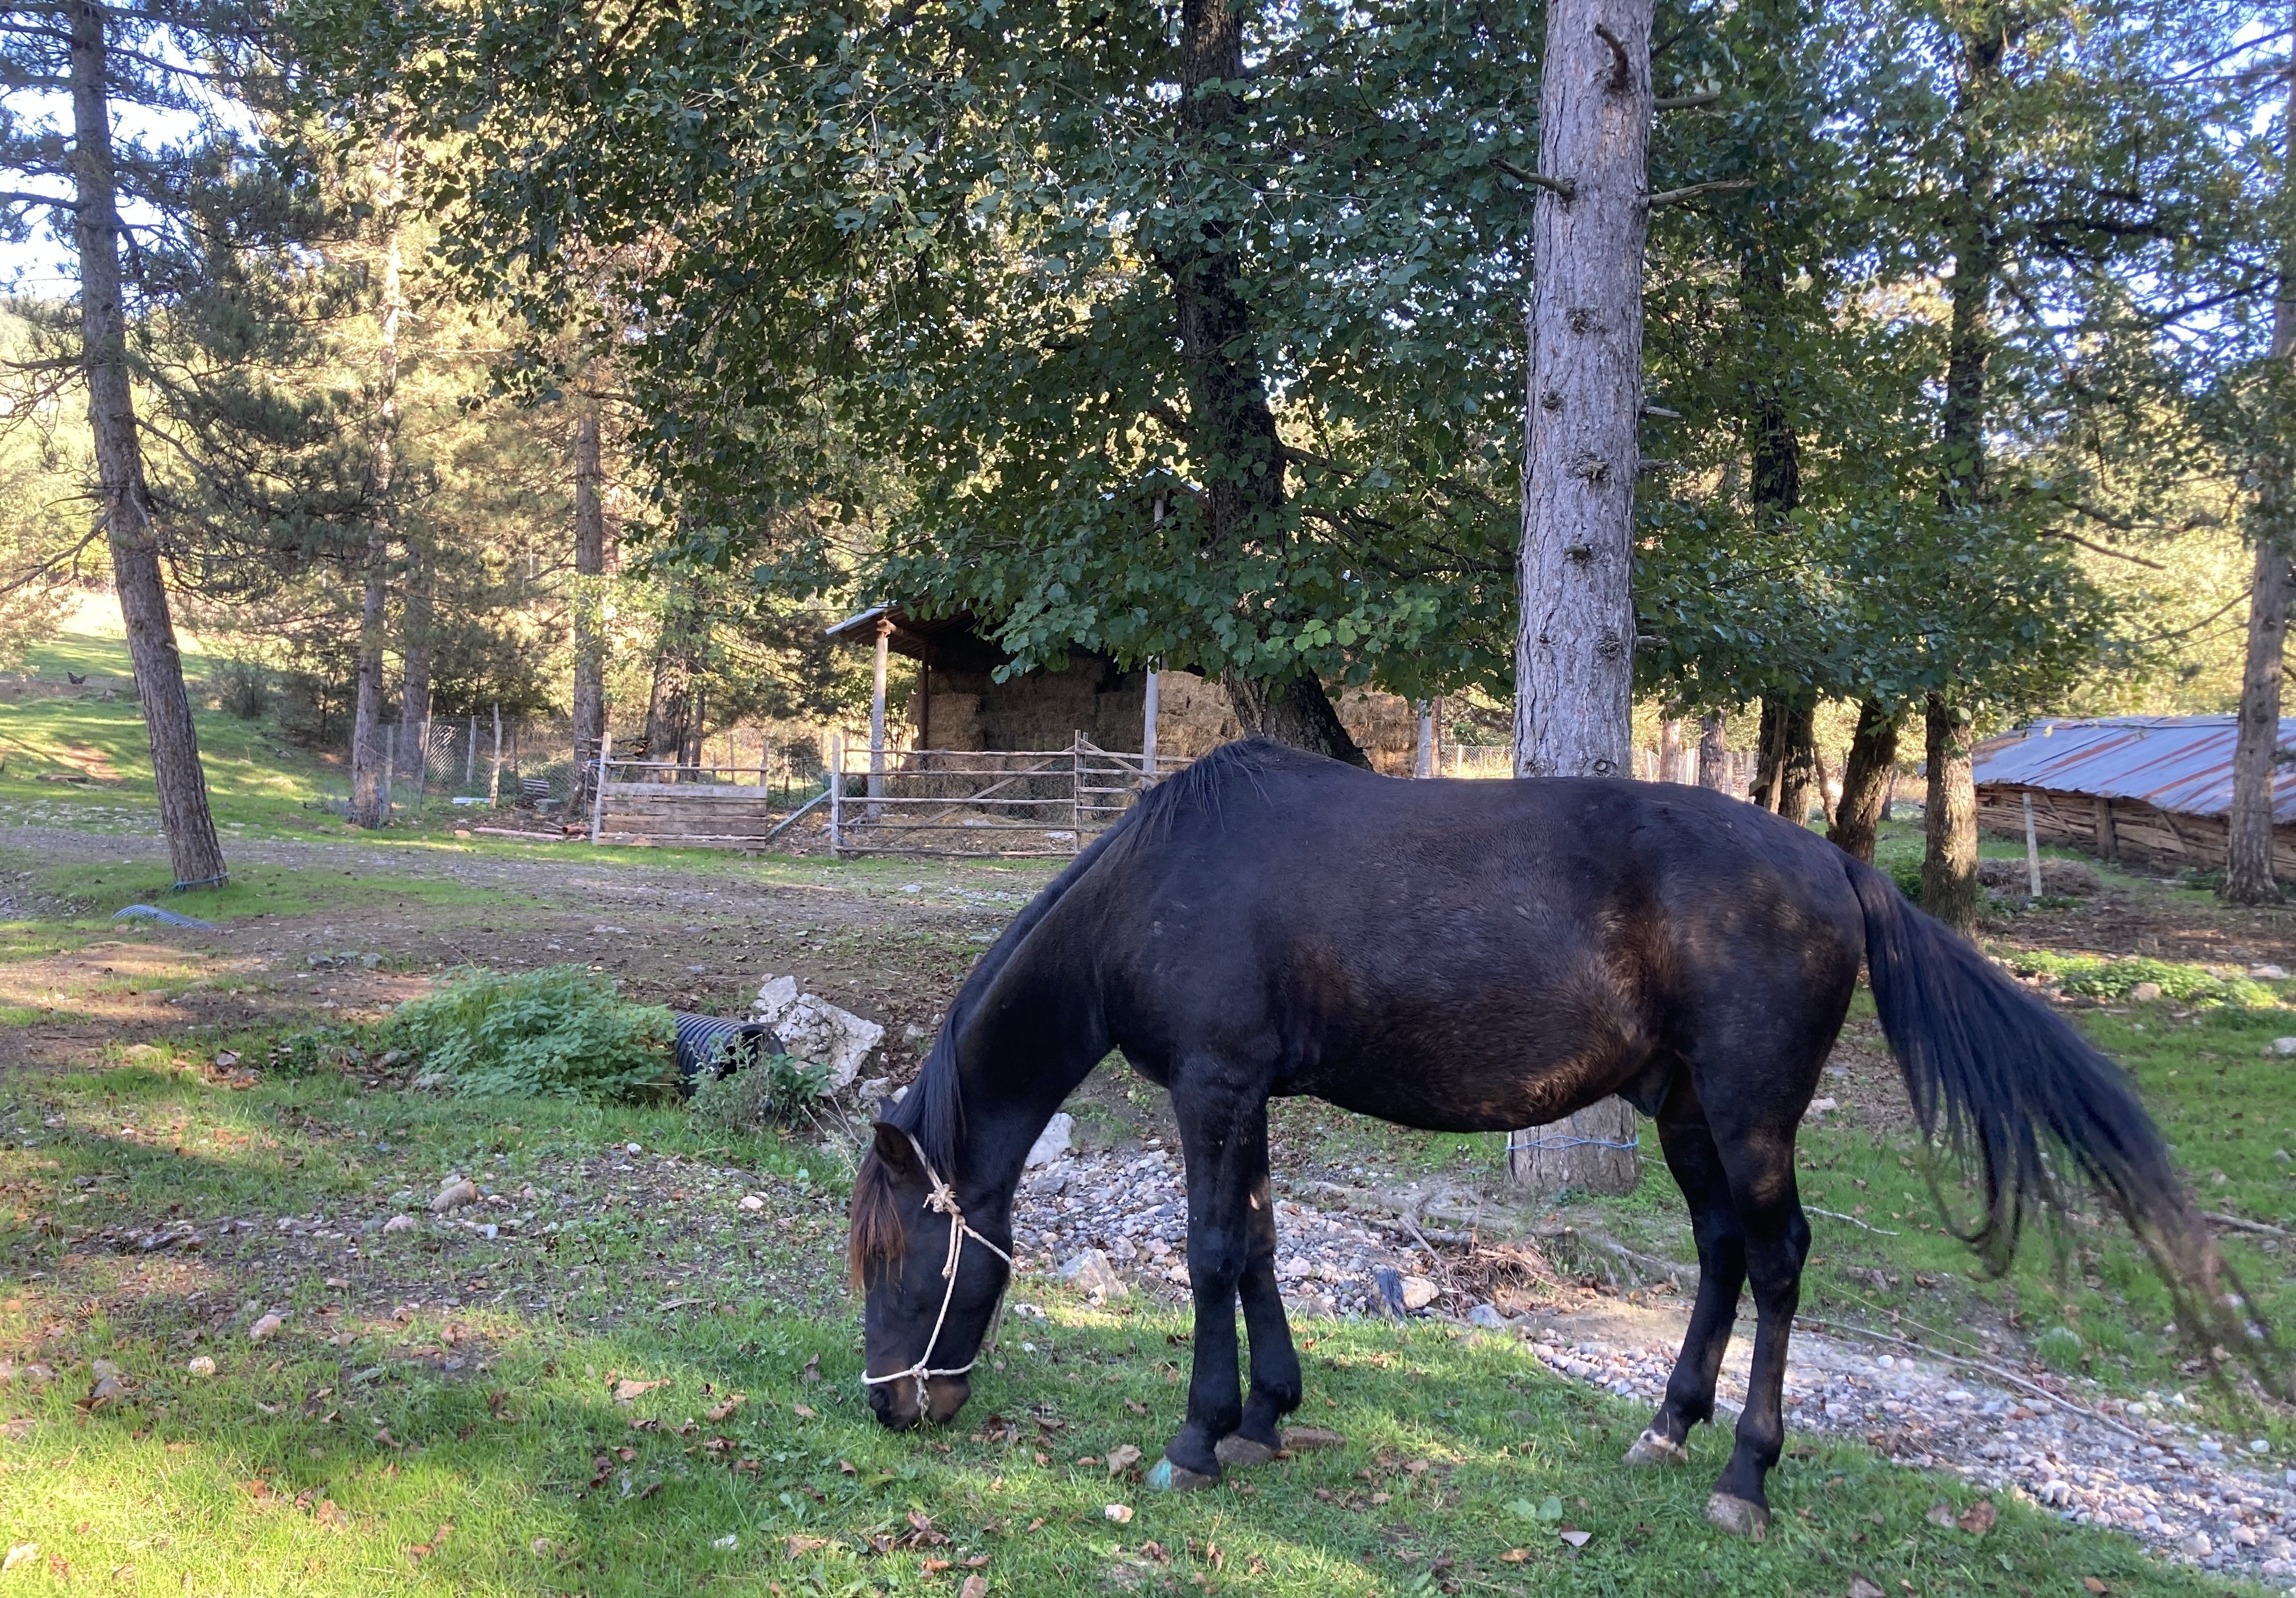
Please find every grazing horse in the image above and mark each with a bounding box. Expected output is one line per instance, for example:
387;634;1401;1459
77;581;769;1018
849;740;2212;1536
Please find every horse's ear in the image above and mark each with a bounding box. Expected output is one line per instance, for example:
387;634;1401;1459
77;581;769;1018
872;1121;915;1174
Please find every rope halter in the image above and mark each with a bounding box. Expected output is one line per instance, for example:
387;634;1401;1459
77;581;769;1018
859;1129;1013;1416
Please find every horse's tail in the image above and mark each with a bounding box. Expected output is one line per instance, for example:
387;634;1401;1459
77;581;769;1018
1843;856;2256;1364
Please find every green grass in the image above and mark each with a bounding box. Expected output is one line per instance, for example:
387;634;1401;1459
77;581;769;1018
0;1029;2257;1596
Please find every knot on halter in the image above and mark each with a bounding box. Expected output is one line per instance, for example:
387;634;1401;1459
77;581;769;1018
860;1129;1012;1416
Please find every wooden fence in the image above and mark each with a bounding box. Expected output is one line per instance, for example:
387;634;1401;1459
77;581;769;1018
827;736;1176;858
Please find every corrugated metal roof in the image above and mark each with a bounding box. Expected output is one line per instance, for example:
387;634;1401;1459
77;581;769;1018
1971;716;2296;823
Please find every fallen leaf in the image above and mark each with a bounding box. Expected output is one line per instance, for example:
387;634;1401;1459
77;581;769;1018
960;1577;989;1598
1103;1504;1134;1525
1106;1444;1143;1476
785;1534;829;1558
248;1313;284;1342
1955;1501;1996;1536
2082;1581;2109;1596
1282;1425;1345;1451
922;1558;951;1574
3;1545;36;1572
1501;1548;1530;1564
801;1354;821;1383
1558;1529;1590;1549
704;1397;745;1423
1924;1502;1953;1529
1848;1579;1884;1598
792;1403;816;1419
612;1378;666;1403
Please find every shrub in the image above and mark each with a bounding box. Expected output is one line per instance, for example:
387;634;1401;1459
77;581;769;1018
690;1051;833;1133
2003;950;2276;1009
212;658;272;720
386;965;678;1101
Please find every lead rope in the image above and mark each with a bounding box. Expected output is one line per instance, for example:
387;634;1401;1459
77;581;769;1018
859;1130;1014;1416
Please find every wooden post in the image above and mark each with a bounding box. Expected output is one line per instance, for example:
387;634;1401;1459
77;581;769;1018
1142;659;1161;777
466;714;477;786
589;728;612;844
1071;731;1083;849
488;703;503;806
868;620;890;816
1414;700;1435;778
829;731;845;854
2094;794;2118;861
2023;790;2044;898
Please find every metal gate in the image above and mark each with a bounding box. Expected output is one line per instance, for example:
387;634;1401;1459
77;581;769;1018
827;735;1175;857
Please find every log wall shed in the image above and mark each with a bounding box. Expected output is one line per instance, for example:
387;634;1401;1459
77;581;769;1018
1970;716;2296;877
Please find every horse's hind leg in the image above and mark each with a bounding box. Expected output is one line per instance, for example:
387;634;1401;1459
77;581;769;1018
1703;1127;1811;1538
1627;1079;1747;1469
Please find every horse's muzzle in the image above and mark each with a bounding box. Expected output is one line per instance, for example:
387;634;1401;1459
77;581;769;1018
866;1372;970;1431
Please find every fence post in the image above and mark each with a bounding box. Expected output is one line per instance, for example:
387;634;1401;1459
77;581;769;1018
829;731;845;854
591;729;613;845
2023;790;2044;898
1072;732;1083;851
488;704;503;806
466;715;477;786
1142;659;1160;777
868;620;890;817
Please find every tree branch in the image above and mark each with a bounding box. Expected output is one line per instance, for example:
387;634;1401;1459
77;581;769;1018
1490;157;1575;201
2037;527;2164;569
1592;22;1632;92
0;189;79;213
1653;89;1719;110
1646;178;1753;208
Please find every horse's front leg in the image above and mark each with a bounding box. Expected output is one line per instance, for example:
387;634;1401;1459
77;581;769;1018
1217;1135;1302;1466
1151;1075;1281;1489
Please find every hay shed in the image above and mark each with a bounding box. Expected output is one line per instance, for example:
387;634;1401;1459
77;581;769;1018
823;605;1424;772
1971;716;2296;876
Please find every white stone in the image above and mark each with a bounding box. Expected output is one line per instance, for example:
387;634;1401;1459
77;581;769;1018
2254;964;2287;980
186;1355;216;1378
1059;1248;1128;1303
2130;981;2164;1003
2272;1038;2296;1058
1026;1113;1074;1169
382;1214;416;1234
1399;1275;1439;1312
753;977;884;1092
1803;1097;1840;1121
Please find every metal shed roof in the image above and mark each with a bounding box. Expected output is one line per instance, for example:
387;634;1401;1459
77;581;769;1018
1971;716;2296;823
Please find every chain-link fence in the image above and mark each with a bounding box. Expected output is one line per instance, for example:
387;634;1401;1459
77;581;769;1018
327;714;583;821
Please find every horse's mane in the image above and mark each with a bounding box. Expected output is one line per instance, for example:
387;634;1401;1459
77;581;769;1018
847;738;1283;1286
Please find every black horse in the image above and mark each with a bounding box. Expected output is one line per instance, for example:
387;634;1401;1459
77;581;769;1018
850;740;2212;1536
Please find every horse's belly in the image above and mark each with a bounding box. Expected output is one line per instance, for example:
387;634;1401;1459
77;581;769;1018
1296;1050;1638;1136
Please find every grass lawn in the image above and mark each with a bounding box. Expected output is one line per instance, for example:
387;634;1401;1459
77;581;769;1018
0;1043;2248;1598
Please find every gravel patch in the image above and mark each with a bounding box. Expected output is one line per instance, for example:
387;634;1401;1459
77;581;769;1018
1014;1140;2296;1588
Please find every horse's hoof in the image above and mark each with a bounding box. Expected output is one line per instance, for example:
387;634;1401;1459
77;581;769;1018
1704;1492;1770;1540
1145;1457;1221;1492
1214;1434;1280;1468
1623;1428;1688;1467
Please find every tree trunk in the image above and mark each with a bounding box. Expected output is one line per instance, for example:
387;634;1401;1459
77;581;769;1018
399;559;433;802
1922;693;1979;936
568;400;608;813
645;572;707;772
1917;24;2003;919
1220;670;1370;766
1162;1;1370;769
1827;699;1900;863
66;0;227;888
1508;0;1652;1197
1696;711;1729;791
1753;697;1784;810
1776;697;1820;827
2223;58;2296;907
1657;716;1688;782
347;142;403;829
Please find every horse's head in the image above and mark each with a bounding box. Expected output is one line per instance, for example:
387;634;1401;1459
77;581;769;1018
849;1120;1011;1430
